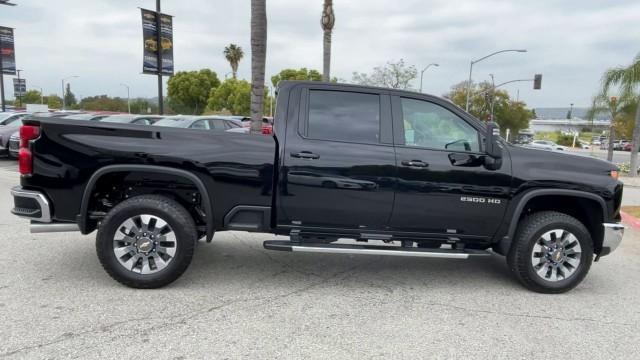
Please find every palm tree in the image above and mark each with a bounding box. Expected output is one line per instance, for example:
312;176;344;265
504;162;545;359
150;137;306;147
250;0;267;134
321;0;335;82
587;93;628;162
602;53;640;176
224;44;244;80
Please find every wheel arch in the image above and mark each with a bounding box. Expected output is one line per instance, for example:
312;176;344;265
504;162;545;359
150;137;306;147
79;164;214;241
495;189;606;255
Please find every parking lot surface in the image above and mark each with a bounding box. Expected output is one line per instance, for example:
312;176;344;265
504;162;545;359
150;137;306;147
0;159;639;359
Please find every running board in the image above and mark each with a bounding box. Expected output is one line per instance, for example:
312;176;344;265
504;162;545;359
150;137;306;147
263;241;491;259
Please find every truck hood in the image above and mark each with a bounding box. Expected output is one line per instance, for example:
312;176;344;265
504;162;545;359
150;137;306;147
508;144;618;182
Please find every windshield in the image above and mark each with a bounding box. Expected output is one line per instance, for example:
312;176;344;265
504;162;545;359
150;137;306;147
153;118;191;128
5;118;23;127
63;113;95;120
100;115;136;123
0;113;13;123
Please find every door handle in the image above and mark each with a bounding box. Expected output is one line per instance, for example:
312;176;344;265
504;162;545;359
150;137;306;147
401;160;429;168
291;151;320;160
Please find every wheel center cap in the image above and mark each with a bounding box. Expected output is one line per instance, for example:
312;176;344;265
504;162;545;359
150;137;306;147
137;238;153;253
551;250;563;263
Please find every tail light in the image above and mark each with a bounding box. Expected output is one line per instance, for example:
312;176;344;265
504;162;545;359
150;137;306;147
262;126;273;135
19;124;40;176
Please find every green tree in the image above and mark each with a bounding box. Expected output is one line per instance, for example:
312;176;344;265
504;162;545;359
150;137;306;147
446;80;532;137
79;95;128;112
271;68;323;87
22;90;43;104
352;59;417;89
45;94;62;109
321;0;335;82
64;83;77;108
208;79;252;115
602;53;640;176
224;44;244;80
130;99;158;115
207;78;273;116
167;69;221;115
251;0;268;134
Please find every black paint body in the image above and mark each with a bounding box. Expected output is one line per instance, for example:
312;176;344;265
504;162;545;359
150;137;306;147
20;81;622;252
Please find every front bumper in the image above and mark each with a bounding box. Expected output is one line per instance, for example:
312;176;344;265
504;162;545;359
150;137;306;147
600;223;624;256
10;186;52;222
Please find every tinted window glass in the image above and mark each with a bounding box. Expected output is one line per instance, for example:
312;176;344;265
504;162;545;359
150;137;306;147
401;98;479;152
308;90;380;144
190;120;210;130
209;119;226;129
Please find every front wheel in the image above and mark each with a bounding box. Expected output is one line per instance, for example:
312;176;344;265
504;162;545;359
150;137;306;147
507;211;593;294
96;195;197;288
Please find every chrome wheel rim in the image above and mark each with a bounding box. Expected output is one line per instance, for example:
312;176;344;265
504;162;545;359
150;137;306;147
113;214;177;274
531;229;582;282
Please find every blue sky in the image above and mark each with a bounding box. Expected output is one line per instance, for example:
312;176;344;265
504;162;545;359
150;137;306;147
1;0;639;107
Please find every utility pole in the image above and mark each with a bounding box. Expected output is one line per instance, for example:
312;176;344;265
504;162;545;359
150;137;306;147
156;0;164;115
120;83;131;113
0;27;4;112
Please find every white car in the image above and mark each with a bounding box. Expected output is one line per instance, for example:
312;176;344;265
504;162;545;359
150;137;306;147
527;140;568;151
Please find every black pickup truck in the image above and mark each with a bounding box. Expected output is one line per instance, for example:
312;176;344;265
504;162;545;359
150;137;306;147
11;81;624;293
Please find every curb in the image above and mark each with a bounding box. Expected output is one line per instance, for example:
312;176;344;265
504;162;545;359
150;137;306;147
621;211;640;230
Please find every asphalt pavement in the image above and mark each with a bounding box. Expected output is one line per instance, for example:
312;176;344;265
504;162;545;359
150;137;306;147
0;158;639;359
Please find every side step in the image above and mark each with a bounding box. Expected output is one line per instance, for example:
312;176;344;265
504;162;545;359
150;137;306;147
263;241;490;259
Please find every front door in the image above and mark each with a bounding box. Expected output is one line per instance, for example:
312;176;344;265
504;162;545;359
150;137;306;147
389;95;512;242
279;86;396;231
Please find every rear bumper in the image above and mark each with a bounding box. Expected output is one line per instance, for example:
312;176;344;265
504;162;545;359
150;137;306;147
600;223;624;256
10;186;51;222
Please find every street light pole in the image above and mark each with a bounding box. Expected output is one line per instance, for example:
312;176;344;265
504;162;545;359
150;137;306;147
61;75;78;110
155;0;164;115
419;63;439;93
120;83;131;113
489;73;495;122
465;49;527;112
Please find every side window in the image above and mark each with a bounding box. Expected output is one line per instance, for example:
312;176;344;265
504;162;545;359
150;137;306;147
307;90;380;144
401;98;479;152
210;120;226;130
190;120;210;130
133;119;150;125
225;120;241;129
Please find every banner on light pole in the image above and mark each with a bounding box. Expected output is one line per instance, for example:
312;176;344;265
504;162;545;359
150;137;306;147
0;26;16;75
141;8;174;76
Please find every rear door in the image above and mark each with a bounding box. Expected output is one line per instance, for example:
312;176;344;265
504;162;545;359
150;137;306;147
389;95;511;241
278;85;396;231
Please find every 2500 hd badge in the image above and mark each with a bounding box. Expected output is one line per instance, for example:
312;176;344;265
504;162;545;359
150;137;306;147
460;196;501;204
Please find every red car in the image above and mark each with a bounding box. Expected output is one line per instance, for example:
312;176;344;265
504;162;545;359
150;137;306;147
623;143;637;152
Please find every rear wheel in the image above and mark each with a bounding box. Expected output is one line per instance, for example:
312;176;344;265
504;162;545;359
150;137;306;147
507;211;593;293
96;195;197;288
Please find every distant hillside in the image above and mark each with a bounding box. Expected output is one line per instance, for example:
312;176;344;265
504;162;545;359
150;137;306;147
534;107;609;121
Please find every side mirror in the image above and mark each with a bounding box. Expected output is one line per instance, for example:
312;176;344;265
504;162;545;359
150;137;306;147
484;122;503;170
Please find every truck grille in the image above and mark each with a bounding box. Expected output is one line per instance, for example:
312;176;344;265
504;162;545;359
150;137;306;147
9;138;19;151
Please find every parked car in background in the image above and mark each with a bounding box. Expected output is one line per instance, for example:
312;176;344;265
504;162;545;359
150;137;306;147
239;116;274;134
622;142;638;152
99;114;164;125
527;140;568;151
8;131;19;158
0;117;24;157
1;112;30;126
153;116;243;130
613;140;629;151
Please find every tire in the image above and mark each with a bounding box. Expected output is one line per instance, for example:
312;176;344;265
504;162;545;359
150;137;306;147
507;211;593;293
96;195;197;289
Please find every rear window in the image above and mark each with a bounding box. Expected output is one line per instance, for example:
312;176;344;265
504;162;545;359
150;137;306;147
306;90;380;144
